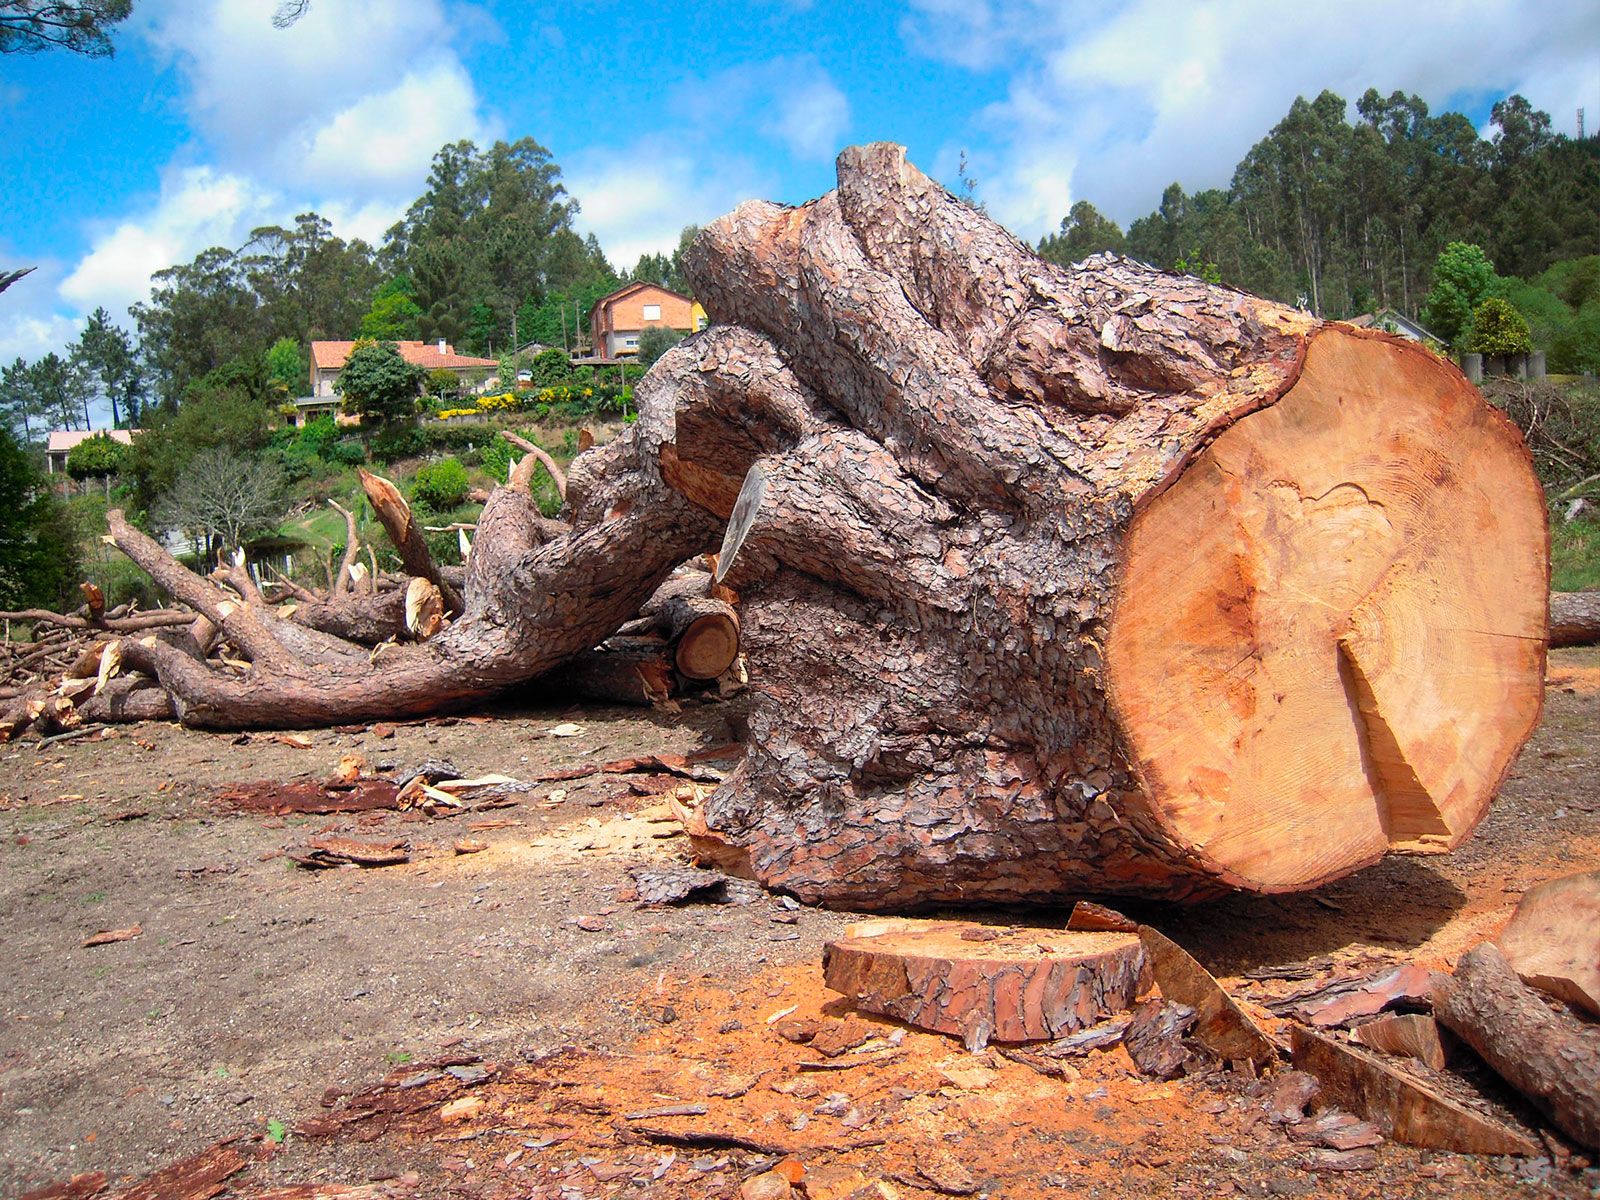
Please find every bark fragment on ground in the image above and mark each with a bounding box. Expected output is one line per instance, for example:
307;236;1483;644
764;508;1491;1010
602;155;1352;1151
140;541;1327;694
1137;926;1277;1067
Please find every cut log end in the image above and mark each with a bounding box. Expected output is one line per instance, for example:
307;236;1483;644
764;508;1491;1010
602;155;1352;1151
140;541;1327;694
673;611;740;680
823;919;1147;1045
1109;327;1548;892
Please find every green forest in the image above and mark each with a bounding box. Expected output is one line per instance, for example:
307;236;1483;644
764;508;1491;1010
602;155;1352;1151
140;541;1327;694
3;86;1599;614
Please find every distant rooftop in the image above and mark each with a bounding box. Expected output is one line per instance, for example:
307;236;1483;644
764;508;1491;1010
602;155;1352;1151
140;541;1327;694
46;428;136;453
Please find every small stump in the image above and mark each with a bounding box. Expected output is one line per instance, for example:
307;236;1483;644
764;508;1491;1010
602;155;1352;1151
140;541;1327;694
823;919;1147;1046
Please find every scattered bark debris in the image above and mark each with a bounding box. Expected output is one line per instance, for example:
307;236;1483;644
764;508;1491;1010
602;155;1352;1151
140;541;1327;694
1288;1108;1384;1150
1137;926;1276;1068
218;778;400;817
288;837;409;869
1264;1070;1321;1123
1266;962;1434;1027
1122;999;1197;1079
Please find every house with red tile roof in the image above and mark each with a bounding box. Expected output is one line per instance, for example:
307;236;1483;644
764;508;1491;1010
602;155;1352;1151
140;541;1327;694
308;339;499;398
588;283;703;360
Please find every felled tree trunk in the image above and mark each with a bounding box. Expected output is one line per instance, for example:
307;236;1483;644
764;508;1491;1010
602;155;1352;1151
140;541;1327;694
11;144;1548;913
664;143;1548;906
1549;591;1600;647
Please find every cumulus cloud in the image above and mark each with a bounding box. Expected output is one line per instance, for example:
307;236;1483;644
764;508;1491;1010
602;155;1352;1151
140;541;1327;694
59;167;283;315
903;0;1600;237
566;147;773;270
137;0;497;196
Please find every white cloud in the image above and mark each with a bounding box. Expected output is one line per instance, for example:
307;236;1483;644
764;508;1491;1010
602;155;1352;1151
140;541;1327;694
904;0;1600;237
0;311;82;367
763;72;851;162
137;0;495;194
566;147;773;271
59;167;283;315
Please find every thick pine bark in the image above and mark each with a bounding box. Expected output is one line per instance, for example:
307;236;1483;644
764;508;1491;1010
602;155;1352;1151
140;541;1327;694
669;143;1547;906
1550;591;1600;647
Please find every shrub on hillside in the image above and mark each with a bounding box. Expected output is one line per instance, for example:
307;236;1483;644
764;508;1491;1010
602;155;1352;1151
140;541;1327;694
1466;297;1533;357
412;457;470;510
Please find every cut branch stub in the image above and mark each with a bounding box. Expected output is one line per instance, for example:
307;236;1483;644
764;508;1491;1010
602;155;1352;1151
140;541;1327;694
358;469;463;615
664;142;1547;907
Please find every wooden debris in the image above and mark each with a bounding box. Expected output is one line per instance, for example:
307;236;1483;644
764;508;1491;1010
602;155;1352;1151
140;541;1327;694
1137;926;1277;1067
1350;1013;1448;1070
1264;1071;1321;1123
1268;963;1433;1027
1496;869;1600;1018
1288;1108;1384;1150
1434;941;1600;1151
82;925;142;947
1037;1017;1131;1058
218;778;401;816
114;1137;247;1200
824;920;1146;1049
1066;900;1139;933
290;837;409;868
1122;999;1196;1079
809;1016;876;1058
1289;1024;1538;1155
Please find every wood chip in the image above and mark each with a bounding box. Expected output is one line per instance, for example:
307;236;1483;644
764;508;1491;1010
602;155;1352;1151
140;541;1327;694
82;924;142;947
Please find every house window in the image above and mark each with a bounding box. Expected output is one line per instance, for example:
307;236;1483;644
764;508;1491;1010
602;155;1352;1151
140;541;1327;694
641;304;661;321
624;336;639;348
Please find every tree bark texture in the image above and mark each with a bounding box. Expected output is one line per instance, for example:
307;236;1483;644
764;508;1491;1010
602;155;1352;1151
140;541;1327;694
1549;591;1600;647
667;143;1548;906
1435;943;1600;1151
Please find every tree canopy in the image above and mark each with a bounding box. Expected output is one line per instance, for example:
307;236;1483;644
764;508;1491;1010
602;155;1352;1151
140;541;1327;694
1067;89;1600;323
0;426;78;609
0;0;130;57
334;342;425;430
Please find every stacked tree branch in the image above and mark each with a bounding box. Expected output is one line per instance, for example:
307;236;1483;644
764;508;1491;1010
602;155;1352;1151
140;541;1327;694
1;440;739;738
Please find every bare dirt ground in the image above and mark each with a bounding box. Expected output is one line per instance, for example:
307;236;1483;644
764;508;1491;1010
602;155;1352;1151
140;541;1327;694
2;652;1598;1199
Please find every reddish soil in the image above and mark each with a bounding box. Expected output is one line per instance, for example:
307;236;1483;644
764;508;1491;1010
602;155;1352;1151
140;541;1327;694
2;651;1598;1199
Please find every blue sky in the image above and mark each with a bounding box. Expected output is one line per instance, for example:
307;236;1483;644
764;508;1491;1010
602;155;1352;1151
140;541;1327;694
3;0;1598;373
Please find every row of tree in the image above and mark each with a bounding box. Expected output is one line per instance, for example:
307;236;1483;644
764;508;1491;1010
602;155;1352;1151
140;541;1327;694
1038;90;1599;333
2;136;701;443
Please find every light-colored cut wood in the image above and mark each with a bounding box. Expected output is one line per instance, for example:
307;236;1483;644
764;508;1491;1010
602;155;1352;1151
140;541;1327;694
1109;328;1548;891
1497;870;1600;1017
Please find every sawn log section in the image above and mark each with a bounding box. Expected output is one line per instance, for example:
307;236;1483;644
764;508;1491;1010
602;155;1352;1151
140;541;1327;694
676;144;1548;905
823;921;1147;1045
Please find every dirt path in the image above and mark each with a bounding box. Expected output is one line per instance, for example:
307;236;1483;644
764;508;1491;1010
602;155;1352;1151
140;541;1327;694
1;655;1597;1198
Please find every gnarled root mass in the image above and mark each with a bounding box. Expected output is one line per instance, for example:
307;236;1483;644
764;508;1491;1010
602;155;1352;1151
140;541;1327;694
2;144;1550;908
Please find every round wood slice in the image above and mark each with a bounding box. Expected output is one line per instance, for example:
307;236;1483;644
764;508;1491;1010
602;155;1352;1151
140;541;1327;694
823;920;1147;1044
1108;329;1547;891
